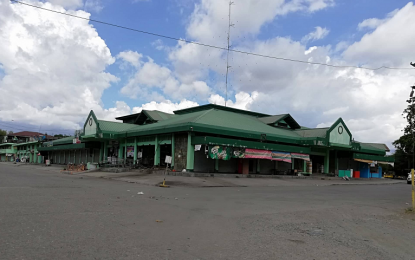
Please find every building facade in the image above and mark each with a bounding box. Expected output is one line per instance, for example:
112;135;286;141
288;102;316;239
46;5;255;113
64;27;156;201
58;104;392;178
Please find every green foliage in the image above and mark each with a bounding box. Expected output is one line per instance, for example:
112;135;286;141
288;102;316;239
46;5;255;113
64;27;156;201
393;98;415;175
0;129;7;136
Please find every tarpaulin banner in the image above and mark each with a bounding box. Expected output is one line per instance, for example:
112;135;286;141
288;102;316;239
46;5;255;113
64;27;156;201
126;146;134;158
244;149;272;159
271;151;292;163
209;146;232;160
291;153;310;161
231;148;245;158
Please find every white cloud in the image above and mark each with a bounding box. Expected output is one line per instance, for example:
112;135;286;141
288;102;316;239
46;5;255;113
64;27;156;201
0;0;117;130
47;0;83;9
118;52;212;101
358;18;384;30
344;3;415;67
131;99;199;114
84;0;103;13
302;26;330;42
357;8;399;30
208;91;259;110
117;50;143;68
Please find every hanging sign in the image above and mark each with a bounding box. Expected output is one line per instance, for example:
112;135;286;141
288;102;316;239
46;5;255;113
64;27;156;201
271;151;292;163
291;153;310;161
165;155;172;164
245;149;272;159
232;148;245;158
209;146;232;160
126;146;134;157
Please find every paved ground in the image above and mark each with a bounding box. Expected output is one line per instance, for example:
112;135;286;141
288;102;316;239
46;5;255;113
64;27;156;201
1;163;415;260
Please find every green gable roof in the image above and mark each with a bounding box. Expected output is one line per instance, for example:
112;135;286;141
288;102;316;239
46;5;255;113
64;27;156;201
258;114;287;124
174;104;269;118
124;108;302;144
144;110;176;121
97;120;137;133
295;128;329;138
52;136;75;145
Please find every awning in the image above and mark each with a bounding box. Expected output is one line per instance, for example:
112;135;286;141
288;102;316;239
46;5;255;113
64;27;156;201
245;149;272;159
354;158;374;164
291;153;310;161
354;158;394;167
38;143;86;151
271;151;292;163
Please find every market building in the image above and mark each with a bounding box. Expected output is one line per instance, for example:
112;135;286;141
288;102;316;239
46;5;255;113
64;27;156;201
0;143;16;162
71;104;393;178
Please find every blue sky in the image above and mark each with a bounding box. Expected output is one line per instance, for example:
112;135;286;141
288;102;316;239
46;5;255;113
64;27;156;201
0;0;415;148
90;0;411;109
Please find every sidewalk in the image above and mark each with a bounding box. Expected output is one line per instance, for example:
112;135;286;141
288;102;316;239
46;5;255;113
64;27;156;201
81;170;405;188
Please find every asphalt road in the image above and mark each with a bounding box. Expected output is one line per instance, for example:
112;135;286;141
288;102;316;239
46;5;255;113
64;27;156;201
1;163;414;260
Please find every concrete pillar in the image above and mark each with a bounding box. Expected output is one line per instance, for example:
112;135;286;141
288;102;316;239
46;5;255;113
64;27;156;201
134;137;137;164
103;141;107;162
171;134;175;168
324;150;330;174
292;158;295;169
154;135;160;166
73;150;76;164
215;159;219;172
64;151;66;164
34;145;38;164
99;142;103;163
118;142;123;159
242;159;249;174
186;132;194;171
335;150;339;171
303;160;307;173
124;139;127;160
256;159;260;174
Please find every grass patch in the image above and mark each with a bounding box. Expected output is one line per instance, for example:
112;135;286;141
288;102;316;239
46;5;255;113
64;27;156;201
405;207;415;214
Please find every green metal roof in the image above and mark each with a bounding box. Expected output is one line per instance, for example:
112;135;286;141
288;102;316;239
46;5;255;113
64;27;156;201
295;128;329;138
123;108;302;144
13;141;39;147
357;142;389;152
173;104;269;118
98;120;137;133
258;114;287;124
0;143;14;147
143;110;176;121
52;136;74;145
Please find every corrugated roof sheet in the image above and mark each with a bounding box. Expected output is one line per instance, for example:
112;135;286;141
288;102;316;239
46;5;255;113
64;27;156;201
52;136;74;145
257;115;287;124
125;109;301;141
294;128;329;138
144;110;176;121
358;142;389;152
174;104;269;117
98;120;137;132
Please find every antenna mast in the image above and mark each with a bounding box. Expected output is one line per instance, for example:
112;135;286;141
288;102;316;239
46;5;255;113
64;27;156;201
225;0;234;107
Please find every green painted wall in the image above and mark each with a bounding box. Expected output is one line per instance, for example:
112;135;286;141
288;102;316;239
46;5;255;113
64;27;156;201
84;115;97;136
329;122;350;146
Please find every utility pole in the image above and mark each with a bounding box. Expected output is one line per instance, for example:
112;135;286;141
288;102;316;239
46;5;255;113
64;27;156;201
410;82;415;210
224;1;234;107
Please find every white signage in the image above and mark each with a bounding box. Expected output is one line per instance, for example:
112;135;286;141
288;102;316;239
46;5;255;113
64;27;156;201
165;155;172;164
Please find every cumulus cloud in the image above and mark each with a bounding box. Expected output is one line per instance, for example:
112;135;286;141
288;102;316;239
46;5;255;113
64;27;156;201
0;0;116;130
302;26;330;42
118;52;212;101
344;3;415;67
131;99;199;114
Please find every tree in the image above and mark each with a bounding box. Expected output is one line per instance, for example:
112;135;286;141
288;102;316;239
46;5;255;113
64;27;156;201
8;131;13;135
0;129;7;136
393;96;415;175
